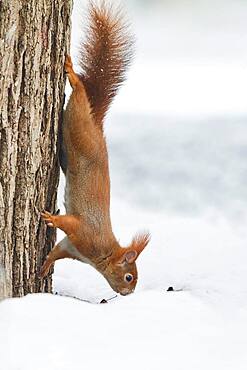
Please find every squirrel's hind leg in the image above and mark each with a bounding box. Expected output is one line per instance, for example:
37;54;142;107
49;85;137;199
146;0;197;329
65;55;80;89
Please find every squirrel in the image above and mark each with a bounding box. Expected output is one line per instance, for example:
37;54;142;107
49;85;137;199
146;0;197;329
40;1;150;296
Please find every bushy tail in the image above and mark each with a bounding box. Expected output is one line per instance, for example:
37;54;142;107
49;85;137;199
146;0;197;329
78;1;134;126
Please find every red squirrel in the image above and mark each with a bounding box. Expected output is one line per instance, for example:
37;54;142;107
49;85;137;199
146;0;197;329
41;1;150;296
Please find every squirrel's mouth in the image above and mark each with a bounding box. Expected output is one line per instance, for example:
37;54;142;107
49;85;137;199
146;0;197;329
119;288;134;296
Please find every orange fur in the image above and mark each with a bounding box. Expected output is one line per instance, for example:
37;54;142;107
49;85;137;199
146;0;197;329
41;2;149;296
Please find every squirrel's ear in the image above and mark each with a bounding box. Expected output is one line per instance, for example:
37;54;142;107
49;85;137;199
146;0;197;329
124;250;138;264
117;250;138;265
117;232;150;265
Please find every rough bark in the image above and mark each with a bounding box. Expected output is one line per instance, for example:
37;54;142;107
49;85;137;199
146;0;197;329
0;0;72;298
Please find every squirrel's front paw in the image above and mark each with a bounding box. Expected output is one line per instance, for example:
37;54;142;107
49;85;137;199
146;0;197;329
64;55;73;73
41;211;57;228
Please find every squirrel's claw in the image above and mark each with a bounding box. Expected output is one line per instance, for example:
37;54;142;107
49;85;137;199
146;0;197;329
41;211;56;228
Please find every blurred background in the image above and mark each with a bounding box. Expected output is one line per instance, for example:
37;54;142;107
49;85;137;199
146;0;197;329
56;0;247;304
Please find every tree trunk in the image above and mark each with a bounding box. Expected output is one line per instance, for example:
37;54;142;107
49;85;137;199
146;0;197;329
0;0;72;298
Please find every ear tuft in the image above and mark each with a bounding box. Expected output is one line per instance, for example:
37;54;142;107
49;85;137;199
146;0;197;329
131;232;150;256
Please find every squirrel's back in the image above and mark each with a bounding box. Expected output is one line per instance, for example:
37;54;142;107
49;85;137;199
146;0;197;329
78;1;134;126
62;1;134;231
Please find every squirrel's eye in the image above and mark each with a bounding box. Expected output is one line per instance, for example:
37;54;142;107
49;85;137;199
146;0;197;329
124;273;133;283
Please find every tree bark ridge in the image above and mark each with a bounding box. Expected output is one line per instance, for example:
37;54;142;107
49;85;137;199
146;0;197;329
0;0;72;297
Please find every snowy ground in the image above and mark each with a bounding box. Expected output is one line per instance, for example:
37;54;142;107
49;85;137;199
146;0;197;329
1;0;247;369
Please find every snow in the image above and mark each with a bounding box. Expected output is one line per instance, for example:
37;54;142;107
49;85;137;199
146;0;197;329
1;290;247;369
1;0;247;369
0;291;245;370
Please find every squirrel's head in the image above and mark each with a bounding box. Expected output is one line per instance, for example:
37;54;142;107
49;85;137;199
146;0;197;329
103;233;150;296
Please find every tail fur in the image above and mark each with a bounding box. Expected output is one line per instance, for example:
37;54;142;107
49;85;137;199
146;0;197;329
78;1;134;126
